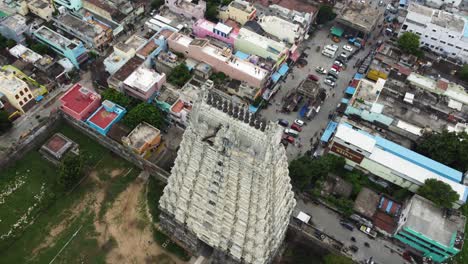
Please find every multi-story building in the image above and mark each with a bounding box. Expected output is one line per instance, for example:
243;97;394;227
327;122;468;208
394;195;466;263
0;71;35;113
122;66;166;102
166;0;206;20
193;19;238;46
28;0;55;21
33;26;89;68
218;0;256;25
54;13;112;50
258;15;303;44
54;0;83;12
86;100;126;135
235;28;289;62
159;90;296;264
104;34;146;74
0;14;27;43
0;92;21;120
122;122;161;156
82;0;144;32
107;56;144;90
399;3;468;62
59;83;101;121
424;0;462;8
168;33;270;88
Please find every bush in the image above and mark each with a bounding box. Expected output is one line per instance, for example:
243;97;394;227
168;63;192;87
151;0;164;10
101;88;138;109
57;154;86;191
147;176;166;222
317;6;336;25
326;196;354;217
122;103;165;130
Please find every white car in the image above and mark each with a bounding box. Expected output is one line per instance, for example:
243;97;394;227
294;119;305;127
315;66;327;74
343;45;354;52
329;68;340;75
324;79;336;87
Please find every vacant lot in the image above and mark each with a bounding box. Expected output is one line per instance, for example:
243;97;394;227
0;124;186;264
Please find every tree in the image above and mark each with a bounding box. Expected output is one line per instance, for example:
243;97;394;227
168;63;192;87
323;254;353;264
6;39;16;49
209;72;227;84
101;88;137;109
0;110;12;134
289;154;345;190
151;0;164;10
416;130;468;172
397;32;422;56
205;1;220;22
316;6;336;25
57;154;86;191
459;64;468;82
30;43;51;55
418;179;459;208
122;103;165;130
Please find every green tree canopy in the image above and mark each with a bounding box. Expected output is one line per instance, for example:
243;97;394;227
0;110;12;134
58;154;86;191
418;179;460;208
122;103;165;130
101;88;138;109
289;154;345;190
30;43;52;55
416;130;468;172
316;6;337;25
151;0;164;10
397;32;422;56
168;63;192;87
459;64;468;82
323;254;353;264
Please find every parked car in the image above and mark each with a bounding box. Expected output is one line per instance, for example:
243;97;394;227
278;119;289;127
327;72;338;80
350;245;359;252
326;74;337;82
284;129;299;137
283;135;295;143
343;44;354;52
324;79;336;87
331;64;342;72
291;123;302;132
340;221;354;231
315;66;327;74
329;68;340;76
308;74;319;82
334;60;344;68
294;119;305;126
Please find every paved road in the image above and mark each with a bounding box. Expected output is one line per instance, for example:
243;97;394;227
295;199;406;264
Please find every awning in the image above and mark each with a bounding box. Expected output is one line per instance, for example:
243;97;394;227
235;51;249;60
345;87;356;95
341;98;349;104
331;26;344;37
296;212;311;223
271;72;281;83
278;63;289;76
354;73;364;80
321;121;338;143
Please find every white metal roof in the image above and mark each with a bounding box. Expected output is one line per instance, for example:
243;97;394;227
296;212;311;223
448;99;463;111
214;22;232;35
396;120;422;136
334;124;376;152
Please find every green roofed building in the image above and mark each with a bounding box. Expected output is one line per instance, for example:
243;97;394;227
394;195;466;263
330;26;344;37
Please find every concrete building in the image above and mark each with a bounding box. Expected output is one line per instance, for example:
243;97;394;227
336;2;382;37
424;0;462;8
54;0;83;12
122;66;166;102
9;44;43;64
27;0;55;21
168;33;269;88
327;122;468;208
0;71;35;113
0;14;27;43
395;195;466;262
166;0;206;20
218;0;257;25
107;56;144;91
54;13;113;50
103;34;146;74
234;28;289;62
258;15;303;44
159;90;296;264
33;26;89;68
400;3;468;62
193;19;238;46
59;83;101;121
40;133;79;164
0;92;21;120
86;100;126;135
122;122;161;156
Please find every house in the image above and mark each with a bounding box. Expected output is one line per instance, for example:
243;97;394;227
193;19;238;46
166;0;206;20
54;0;83;12
103;34;147;74
122;122;161;156
86;100;126;135
235;28;289;61
0;14;27;43
27;0;55;21
59;83;101;120
122;66;166;102
107;56;144;91
40;133;79;164
218;0;257;25
0;71;35;113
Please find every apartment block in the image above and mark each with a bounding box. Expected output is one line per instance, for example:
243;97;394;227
235;28;289;61
218;0;256;25
0;14;27;43
0;71;35;113
28;0;55;21
122;66;166;102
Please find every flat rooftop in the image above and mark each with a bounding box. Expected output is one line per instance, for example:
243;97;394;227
57;13;104;39
137;40;159;57
337;2;381;33
9;44;42;63
123;67;164;92
60;83;100;114
43;133;70;154
112;56;144;82
230;0;255;12
0;14;26;31
404;195;466;247
35;26;79;50
407;3;465;33
88;106;118;130
237;28;286;53
30;0;50;9
125;122;160;149
0;72;27;93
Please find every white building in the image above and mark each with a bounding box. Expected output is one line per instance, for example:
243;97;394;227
159;90;296;264
234;28;289;61
399;3;468;62
424;0;462;9
258;15;306;44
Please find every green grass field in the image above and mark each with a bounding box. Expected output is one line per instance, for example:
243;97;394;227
0;124;141;263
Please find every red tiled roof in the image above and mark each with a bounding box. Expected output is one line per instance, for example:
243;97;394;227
393;64;412;76
437;79;449;91
60;83;100;115
45;134;67;153
373;211;397;234
89;107;118;129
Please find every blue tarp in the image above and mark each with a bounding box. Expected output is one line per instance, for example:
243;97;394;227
249;104;259;113
35;95;44;102
354;73;364;80
320;121;338;143
299;105;308;117
341;98;349;104
345;87;356;95
386;201;393;213
235;51;249;60
278;63;289;76
399;0;407;6
271;72;281;83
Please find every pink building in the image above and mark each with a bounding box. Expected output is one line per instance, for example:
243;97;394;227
59;83;101;121
123;66;166;102
168;33;269;88
192;19;238;46
166;0;206;20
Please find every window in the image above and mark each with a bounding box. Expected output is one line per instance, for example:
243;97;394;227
416;32;421;35
430;45;434;48
425;35;428;38
19;101;23;106
435;47;439;50
208;200;216;206
23;88;28;93
20;91;24;96
421;42;425;45
456;46;462;49
402;24;408;30
432;29;436;32
448;43;454;47
431;37;437;41
28;94;32;99
15;95;19;99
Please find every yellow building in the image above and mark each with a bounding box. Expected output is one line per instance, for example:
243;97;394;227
218;0;256;25
122;122;161;156
0;71;35;113
27;0;55;22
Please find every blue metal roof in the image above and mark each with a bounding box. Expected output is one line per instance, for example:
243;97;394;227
399;0;408;6
320;121;338;143
271;72;281;83
235;51;249;60
464;20;468;38
345;106;393;126
463;188;468;203
374;136;463;183
354;73;364;80
345;87;356;95
278;63;289;76
341;98;349;104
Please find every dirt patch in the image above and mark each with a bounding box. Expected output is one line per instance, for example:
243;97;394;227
109;169;124;178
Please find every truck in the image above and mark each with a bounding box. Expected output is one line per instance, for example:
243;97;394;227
360;225;377;238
